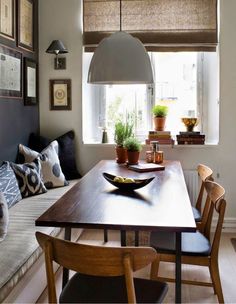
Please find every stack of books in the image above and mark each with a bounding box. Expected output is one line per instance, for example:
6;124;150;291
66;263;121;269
145;131;174;145
176;132;205;145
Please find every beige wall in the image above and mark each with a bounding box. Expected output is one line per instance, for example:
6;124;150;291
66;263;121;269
39;0;236;223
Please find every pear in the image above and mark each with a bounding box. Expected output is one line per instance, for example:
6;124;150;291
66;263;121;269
123;178;135;183
114;176;124;183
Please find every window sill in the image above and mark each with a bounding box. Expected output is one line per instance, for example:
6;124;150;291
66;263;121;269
82;141;219;148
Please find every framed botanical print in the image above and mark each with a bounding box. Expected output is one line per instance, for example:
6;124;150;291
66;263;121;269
24;57;37;105
0;44;22;98
18;0;33;51
50;79;71;110
0;0;15;40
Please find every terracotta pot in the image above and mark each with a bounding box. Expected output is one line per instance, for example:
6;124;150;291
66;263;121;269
127;151;140;165
153;117;166;131
115;146;127;163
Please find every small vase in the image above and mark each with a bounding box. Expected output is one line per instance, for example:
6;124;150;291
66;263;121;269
115;146;127;163
127;151;140;165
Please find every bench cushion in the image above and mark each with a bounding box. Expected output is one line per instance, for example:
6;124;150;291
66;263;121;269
0;180;79;302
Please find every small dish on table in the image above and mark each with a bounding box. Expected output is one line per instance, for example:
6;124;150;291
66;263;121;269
103;172;155;191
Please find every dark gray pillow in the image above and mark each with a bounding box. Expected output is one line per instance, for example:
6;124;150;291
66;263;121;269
28;131;81;180
11;159;47;198
0;162;22;208
0;192;9;242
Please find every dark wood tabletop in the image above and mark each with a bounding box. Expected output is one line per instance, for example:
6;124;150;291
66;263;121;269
36;160;196;233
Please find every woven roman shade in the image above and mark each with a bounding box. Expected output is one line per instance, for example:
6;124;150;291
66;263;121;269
83;0;218;52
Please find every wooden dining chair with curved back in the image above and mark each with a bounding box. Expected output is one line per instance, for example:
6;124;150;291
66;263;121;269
36;232;168;303
191;164;214;225
150;180;226;303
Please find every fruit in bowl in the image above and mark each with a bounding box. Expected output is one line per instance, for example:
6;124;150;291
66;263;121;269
181;117;198;132
113;176;135;183
103;173;155;190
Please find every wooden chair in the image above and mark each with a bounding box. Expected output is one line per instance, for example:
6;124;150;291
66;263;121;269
150;180;226;303
191;164;213;224
36;232;168;303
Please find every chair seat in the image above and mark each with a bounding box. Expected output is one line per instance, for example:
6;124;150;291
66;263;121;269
192;206;202;222
150;231;211;256
59;273;168;303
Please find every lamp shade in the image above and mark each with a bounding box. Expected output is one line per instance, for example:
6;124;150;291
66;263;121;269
87;31;153;84
46;40;68;54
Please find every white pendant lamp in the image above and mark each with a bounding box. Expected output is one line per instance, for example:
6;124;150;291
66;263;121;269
87;1;153;84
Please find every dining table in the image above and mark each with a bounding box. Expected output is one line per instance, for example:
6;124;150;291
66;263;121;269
35;159;196;303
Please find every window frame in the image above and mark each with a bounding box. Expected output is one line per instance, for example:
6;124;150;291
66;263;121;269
82;51;219;145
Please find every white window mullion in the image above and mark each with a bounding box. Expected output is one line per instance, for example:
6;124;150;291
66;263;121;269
197;53;205;134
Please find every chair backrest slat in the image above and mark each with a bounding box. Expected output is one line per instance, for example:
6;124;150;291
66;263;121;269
36;232;157;277
123;254;136;303
195;164;213;212
203;181;226;252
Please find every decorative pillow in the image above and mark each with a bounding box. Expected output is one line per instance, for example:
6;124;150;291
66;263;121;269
18;141;68;189
11;159;47;198
0;192;9;242
28;133;51;152
0;162;22;208
28;131;81;180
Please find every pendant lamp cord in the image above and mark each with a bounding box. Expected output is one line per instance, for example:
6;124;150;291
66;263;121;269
120;0;122;31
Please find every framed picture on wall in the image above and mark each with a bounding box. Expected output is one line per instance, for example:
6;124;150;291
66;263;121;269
0;44;22;98
0;0;15;40
50;79;71;110
17;0;34;51
24;57;37;105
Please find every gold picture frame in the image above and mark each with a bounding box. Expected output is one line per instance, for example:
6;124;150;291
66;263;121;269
0;0;15;40
18;0;33;51
50;79;71;111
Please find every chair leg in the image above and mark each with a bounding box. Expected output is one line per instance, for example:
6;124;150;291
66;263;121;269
209;260;224;303
150;254;161;280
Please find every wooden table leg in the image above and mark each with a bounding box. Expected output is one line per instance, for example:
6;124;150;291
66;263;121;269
104;229;108;242
176;232;182;303
135;231;139;247
120;230;126;246
62;227;71;289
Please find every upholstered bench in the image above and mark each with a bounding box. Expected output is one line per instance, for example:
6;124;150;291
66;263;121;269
0;180;81;303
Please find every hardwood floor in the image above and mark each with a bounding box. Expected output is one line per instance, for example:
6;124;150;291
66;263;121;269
37;230;236;303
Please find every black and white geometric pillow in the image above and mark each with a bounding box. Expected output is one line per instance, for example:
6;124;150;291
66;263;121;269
10;159;47;198
0;192;9;242
0;162;22;208
18;141;68;189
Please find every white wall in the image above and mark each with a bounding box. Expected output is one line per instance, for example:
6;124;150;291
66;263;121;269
39;0;236;222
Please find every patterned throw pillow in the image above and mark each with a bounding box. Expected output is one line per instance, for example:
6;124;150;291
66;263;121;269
0;192;9;242
11;159;47;198
0;162;22;208
18;141;68;189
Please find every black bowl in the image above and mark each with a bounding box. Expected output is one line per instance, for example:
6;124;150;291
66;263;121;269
103;172;155;191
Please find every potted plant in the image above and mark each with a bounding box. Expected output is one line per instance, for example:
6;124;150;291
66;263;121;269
124;137;142;165
152;105;168;131
114;121;133;163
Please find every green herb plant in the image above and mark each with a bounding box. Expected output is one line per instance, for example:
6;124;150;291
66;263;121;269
114;121;133;147
152;105;168;117
123;137;142;152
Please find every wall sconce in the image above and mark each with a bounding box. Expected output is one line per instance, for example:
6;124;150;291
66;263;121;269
46;40;68;70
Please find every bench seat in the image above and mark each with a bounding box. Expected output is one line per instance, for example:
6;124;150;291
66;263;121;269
0;180;79;303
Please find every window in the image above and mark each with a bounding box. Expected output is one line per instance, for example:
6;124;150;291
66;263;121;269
82;51;219;144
